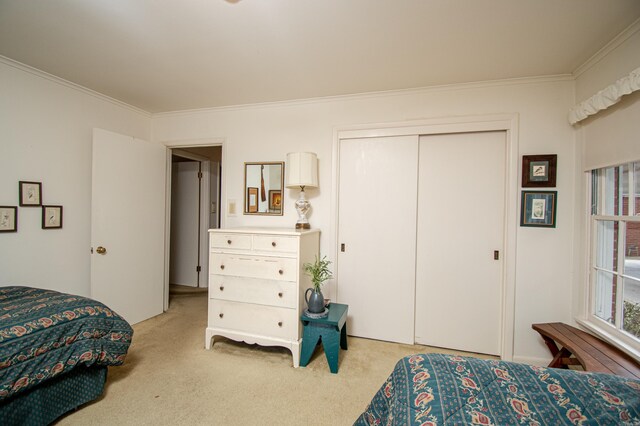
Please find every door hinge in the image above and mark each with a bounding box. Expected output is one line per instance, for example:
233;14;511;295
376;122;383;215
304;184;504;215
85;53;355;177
196;265;201;272
198;172;203;179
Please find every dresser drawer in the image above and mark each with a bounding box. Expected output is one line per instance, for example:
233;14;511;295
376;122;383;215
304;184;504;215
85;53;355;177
210;300;297;340
210;233;252;251
252;235;298;254
209;275;296;308
210;254;297;281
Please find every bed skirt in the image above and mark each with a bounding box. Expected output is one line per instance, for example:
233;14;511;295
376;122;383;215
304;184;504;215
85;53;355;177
0;365;107;426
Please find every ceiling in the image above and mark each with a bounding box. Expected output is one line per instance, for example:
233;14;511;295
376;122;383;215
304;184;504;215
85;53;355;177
1;0;639;113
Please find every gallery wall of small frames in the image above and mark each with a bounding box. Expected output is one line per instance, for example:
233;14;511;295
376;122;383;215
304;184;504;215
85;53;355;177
0;181;63;233
520;154;557;228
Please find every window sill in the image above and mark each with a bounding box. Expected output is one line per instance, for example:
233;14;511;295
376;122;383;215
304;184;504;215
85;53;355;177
576;318;640;363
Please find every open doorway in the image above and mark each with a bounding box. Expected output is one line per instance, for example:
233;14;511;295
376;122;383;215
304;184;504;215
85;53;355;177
168;146;222;303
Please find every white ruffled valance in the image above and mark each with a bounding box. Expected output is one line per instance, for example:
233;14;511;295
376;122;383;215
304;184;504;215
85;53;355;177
569;66;640;125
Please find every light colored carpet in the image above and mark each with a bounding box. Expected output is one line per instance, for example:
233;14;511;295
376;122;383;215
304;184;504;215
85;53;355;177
57;286;495;425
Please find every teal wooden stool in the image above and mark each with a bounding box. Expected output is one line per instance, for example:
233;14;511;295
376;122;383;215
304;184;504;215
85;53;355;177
300;303;348;373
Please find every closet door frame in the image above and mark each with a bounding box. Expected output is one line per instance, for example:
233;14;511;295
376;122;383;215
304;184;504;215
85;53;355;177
331;114;519;361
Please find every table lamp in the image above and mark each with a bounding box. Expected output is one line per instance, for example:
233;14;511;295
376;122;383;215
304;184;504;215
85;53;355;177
286;152;318;229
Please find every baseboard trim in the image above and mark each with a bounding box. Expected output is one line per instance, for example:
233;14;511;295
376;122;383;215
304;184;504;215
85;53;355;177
511;356;549;367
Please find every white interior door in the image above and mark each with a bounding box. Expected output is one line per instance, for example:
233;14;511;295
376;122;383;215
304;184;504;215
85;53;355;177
415;131;506;355
337;135;418;344
91;128;166;325
170;161;200;287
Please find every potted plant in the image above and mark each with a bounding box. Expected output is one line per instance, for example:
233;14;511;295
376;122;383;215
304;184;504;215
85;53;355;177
303;255;332;314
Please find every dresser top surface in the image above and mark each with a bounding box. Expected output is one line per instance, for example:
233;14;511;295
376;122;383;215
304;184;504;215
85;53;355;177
209;227;319;236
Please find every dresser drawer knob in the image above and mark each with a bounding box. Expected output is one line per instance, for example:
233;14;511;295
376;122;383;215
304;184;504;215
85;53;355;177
278;292;283;298
219;313;224;318
227;239;232;245
272;241;277;247
219;286;224;291
278;321;283;327
220;265;225;270
278;269;283;275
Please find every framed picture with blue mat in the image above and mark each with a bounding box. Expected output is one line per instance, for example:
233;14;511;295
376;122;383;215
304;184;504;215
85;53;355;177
521;190;557;227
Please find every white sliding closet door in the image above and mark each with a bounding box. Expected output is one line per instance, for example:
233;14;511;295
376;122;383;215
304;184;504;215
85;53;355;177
415;131;506;355
337;136;418;344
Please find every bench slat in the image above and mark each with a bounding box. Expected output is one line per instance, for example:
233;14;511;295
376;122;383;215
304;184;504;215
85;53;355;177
540;323;616;374
532;322;640;379
555;324;640;376
548;323;629;376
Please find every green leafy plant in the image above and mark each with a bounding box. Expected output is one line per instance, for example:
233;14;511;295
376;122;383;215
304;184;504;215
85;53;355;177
623;301;640;338
303;255;333;292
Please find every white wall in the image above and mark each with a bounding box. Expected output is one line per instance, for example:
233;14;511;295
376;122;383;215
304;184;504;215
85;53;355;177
0;58;151;297
153;77;576;362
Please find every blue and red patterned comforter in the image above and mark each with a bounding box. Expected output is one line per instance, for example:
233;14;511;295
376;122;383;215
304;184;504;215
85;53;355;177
0;286;133;400
355;353;640;425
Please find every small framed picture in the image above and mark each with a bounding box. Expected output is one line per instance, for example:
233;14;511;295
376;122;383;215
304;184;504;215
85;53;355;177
522;155;557;187
42;205;63;229
19;181;42;206
521;191;557;227
0;206;17;233
269;190;282;212
247;187;258;213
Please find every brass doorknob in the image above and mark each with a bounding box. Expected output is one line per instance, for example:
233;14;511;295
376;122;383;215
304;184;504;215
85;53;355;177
96;246;107;255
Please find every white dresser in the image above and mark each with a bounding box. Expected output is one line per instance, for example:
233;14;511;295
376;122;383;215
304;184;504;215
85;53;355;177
205;227;320;367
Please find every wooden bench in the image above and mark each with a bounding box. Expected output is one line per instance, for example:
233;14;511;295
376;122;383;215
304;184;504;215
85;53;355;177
532;322;640;379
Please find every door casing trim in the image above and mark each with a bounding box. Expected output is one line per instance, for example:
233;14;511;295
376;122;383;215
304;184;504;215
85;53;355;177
161;139;225;312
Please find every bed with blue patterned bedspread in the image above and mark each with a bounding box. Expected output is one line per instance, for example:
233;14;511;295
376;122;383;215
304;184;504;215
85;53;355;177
0;286;133;424
355;353;640;425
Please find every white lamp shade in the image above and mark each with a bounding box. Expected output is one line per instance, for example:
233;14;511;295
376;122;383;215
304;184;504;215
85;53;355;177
286;152;318;188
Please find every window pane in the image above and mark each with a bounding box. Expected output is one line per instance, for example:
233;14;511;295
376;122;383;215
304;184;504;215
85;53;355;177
621;164;630;215
594;270;617;324
603;167;617;216
595;220;618;271
626;222;640;280
622;277;640;339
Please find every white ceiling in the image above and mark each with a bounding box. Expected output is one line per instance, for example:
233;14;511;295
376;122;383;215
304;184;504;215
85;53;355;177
1;0;639;113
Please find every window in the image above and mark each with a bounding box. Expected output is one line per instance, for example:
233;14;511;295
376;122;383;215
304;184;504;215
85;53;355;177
590;162;640;350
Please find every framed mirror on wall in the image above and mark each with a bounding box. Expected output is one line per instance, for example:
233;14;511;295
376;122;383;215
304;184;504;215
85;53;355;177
244;162;284;215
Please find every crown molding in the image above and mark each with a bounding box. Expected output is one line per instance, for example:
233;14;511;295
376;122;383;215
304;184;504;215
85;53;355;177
153;74;574;118
573;17;640;78
0;54;575;119
0;55;151;118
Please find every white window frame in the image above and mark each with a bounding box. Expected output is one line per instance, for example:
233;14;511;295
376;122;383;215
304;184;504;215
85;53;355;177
582;163;640;360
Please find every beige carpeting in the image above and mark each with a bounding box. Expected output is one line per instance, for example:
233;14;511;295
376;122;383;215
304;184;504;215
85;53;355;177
57;286;494;425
